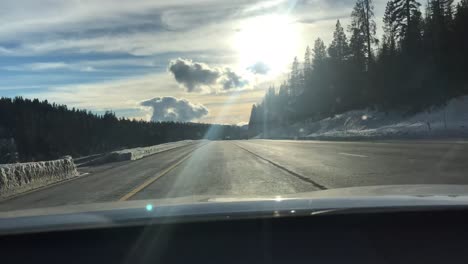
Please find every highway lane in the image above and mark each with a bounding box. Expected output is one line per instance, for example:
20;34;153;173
0;140;320;211
236;140;468;188
130;141;318;200
1;139;468;211
0;142;205;211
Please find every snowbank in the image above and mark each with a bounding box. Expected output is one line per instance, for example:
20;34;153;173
113;140;196;160
261;96;468;140
0;156;78;198
81;140;196;166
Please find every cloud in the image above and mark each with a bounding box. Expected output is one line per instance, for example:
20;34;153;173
0;1;250;57
2;58;161;73
248;62;271;74
0;0;389;59
23;71;268;124
0;0;389;125
168;58;248;93
141;96;209;122
297;14;347;24
0;0;384;62
168;58;220;92
221;69;246;90
3;62;96;72
28;62;72;71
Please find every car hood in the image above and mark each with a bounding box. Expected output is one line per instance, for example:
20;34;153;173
2;184;468;234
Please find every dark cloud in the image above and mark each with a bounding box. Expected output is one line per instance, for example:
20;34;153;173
141;96;208;122
222;69;245;90
168;58;247;92
297;14;346;24
248;62;270;75
168;58;220;92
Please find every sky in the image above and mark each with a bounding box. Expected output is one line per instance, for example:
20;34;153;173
0;0;389;124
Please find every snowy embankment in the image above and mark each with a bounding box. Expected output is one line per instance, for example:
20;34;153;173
81;140;196;166
263;96;468;140
0;156;78;198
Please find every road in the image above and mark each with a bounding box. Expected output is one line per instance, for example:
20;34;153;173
1;139;468;211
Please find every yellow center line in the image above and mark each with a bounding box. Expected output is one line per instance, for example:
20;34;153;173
119;143;207;201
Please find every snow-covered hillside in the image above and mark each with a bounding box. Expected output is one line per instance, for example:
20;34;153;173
258;96;468;140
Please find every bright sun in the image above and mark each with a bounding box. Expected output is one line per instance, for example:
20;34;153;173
234;15;300;77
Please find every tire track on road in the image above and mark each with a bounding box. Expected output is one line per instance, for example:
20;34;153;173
232;142;327;190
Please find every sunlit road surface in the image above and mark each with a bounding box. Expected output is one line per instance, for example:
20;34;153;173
1;139;468;211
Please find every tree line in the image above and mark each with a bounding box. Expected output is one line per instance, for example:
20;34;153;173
0;97;244;162
249;0;468;137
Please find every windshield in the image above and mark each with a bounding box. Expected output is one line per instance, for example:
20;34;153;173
1;0;468;213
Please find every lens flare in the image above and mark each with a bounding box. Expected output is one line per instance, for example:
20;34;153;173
146;204;153;211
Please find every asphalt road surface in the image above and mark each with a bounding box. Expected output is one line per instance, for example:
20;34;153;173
1;139;468;211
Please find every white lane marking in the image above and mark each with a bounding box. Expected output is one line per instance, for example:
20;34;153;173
338;152;368;158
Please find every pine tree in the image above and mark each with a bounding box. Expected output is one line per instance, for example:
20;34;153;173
289;57;302;98
248;105;258;137
442;0;455;22
349;0;378;69
304;46;312;74
428;0;454;29
453;0;468;90
387;0;423;55
303;46;312;91
383;0;398;54
247;0;468;134
312;38;327;69
349;28;367;71
392;0;422;38
425;0;455;64
328;20;350;63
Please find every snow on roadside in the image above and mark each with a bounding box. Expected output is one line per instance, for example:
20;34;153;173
81;140;198;166
261;96;468;140
307;96;468;139
113;140;196;160
0;156;78;198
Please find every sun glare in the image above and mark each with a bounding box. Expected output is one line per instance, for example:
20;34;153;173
234;15;300;77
